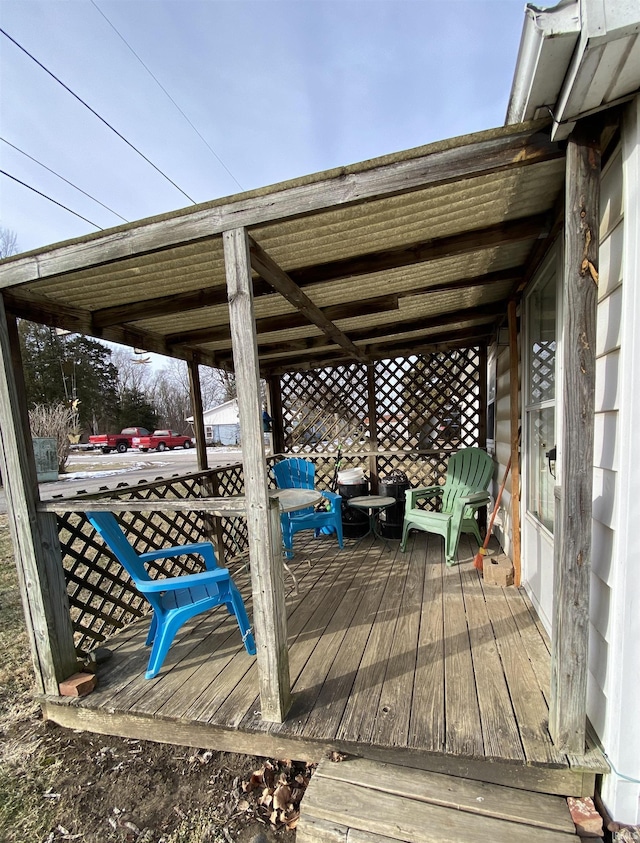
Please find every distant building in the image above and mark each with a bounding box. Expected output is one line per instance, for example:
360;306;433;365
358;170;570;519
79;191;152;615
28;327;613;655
188;399;240;446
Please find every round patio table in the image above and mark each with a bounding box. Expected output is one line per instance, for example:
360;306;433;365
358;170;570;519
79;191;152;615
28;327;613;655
268;488;322;512
347;495;396;541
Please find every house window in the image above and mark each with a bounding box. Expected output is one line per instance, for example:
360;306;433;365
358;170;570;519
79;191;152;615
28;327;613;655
525;265;557;533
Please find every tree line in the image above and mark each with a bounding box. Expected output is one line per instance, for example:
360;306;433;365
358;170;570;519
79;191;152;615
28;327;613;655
19;321;236;440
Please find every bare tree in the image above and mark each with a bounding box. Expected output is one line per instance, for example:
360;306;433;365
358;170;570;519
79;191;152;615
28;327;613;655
111;346;153;399
150;360;191;432
199;365;236;409
29;402;74;472
0;227;19;259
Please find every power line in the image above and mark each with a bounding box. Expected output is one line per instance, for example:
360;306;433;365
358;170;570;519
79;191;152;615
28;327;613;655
90;0;245;192
0;27;197;205
0;170;103;230
1;137;129;223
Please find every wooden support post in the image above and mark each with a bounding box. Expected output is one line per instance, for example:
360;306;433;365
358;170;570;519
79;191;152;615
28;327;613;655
223;227;291;722
0;298;77;694
366;363;378;492
267;373;285;456
477;344;488;533
508;301;521;587
550;122;600;753
188;356;223;555
187;356;208;471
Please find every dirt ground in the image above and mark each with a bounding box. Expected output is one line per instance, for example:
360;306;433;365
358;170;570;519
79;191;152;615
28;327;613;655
0;515;309;843
3;716;308;842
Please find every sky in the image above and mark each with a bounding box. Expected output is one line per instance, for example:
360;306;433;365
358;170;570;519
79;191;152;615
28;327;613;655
0;0;529;258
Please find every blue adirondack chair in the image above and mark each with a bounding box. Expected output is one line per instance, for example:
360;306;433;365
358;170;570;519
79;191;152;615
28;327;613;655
400;447;493;565
86;511;256;679
272;458;344;558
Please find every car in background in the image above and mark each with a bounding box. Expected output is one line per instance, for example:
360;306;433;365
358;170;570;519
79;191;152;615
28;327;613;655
131;430;193;452
89;427;150;454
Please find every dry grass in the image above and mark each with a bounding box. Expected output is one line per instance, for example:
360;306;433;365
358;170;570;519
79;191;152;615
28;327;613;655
0;515;60;842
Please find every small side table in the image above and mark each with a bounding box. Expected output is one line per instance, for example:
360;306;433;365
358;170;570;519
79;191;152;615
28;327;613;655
347;495;396;541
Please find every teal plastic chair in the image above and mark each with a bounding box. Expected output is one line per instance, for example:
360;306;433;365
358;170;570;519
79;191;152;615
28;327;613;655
87;511;256;679
272;458;344;558
400;448;493;565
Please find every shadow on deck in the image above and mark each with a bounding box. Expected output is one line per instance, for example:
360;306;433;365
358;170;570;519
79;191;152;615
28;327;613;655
41;531;606;798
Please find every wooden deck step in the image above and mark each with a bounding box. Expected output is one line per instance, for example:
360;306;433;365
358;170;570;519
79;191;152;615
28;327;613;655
297;756;580;842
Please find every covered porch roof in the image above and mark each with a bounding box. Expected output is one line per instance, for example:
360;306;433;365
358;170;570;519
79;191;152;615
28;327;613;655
0;119;564;373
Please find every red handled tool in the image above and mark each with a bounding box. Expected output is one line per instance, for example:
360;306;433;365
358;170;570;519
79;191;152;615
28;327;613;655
474;456;511;572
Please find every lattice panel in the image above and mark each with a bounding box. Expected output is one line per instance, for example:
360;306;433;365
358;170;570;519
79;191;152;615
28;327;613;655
374;350;481;453
377;453;448;493
529;339;556;403
280;364;369;453
277;348;483;493
59;464;249;655
208;462;249;567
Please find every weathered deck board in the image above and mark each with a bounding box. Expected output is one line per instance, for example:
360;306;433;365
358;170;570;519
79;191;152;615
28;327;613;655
443;544;484;756
335;542;411;744
211;551;348;729
314;757;577;832
42;532;607;797
503;582;553;704
301;546;396;740
151;619;251;720
371;537;424;747
298;756;579;842
408;533;445;752
459;545;526;761
109;613;234;716
280;541;385;738
483;579;567;767
241;537;379;736
301;768;577;842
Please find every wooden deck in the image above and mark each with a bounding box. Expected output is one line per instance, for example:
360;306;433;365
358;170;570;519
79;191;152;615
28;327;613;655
42;531;606;797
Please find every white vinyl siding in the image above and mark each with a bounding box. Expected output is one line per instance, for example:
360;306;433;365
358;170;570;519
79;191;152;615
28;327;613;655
588;143;623;738
591;96;640;825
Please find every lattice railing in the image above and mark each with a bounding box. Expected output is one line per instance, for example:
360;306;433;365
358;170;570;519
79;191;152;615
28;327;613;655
58;463;247;655
277;349;483;489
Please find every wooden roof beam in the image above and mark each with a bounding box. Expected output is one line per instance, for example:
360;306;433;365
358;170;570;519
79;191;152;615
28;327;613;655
285;215;547;287
3;290;93;334
254;303;502;352
1;290;221;369
166;294;400;347
93;227;530;334
248;236;369;364
166;265;522;348
92;286;229;329
261;327;493;375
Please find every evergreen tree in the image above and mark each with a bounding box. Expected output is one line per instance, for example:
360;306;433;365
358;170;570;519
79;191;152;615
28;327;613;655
18;322;119;432
116;387;158;432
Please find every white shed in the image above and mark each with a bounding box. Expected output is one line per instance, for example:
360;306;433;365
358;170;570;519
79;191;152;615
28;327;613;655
189;399;240;446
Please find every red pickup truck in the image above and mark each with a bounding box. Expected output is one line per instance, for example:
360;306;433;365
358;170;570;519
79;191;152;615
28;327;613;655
131;430;193;452
89;427;150;454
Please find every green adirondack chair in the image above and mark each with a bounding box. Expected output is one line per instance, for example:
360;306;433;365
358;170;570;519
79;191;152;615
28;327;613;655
400;447;493;565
